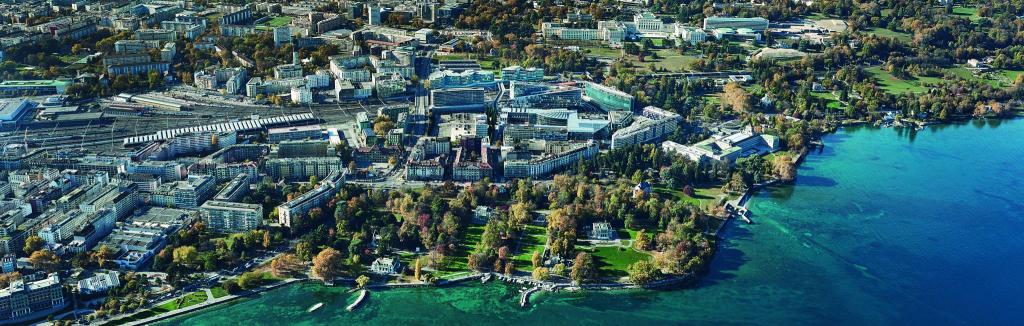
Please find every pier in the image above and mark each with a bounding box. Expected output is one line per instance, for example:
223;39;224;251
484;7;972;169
520;286;540;308
347;290;368;311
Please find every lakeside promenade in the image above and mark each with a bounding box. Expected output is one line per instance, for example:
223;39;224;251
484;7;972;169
97;278;301;326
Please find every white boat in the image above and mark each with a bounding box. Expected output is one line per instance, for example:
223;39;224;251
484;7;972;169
307;302;324;313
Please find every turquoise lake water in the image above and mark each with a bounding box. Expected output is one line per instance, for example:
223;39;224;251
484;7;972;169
162;119;1024;325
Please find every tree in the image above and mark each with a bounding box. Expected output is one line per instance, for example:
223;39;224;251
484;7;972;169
172;246;199;267
504;261;515;275
633;230;652;251
414;258;421;280
355;275;370;288
551;263;566;276
296;241;314;261
372;116;394;137
270;254;303;278
221;280;242;294
570;252;595;283
682;185;695;197
772;155;797;182
23;236;44;255
236;271;263;289
29;250;60;272
509;203;532;229
627;260;659;285
532;267;551;281
531;250;542;268
467;253;485;271
92;245;115;268
312;248;344;282
0;272;21;288
721;82;752;113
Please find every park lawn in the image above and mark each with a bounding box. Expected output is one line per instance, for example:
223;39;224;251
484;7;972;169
997;69;1024;86
643;38;665;48
702;94;722;106
265;16;292;27
445;225;486;272
479;59;497;70
58;54;84;64
810;91;845;110
943;67;1004;88
397;252;419;272
587;246;650;278
512;224;547;271
260;271;284;282
866;28;912;43
653;185;727;210
210;286;229;299
627;49;698;72
580;45;623;58
827;100;844;110
764;150;796;163
156;291;208;311
617;228;640;241
865;66;943;94
952;7;980;22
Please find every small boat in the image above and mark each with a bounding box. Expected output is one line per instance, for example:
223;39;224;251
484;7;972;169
481;273;492;283
307;302;324;313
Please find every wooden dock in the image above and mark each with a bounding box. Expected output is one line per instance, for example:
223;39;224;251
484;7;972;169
347;290;368;311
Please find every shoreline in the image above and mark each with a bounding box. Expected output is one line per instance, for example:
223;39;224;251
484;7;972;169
123;143;808;323
101;278;302;326
121;116;1012;322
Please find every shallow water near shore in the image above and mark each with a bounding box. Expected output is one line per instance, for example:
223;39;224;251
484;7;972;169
162;119;1024;325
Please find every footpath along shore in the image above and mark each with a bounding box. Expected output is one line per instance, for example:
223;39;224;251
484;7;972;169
105;278;301;326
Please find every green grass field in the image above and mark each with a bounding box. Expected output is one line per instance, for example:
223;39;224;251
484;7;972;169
627;49;699;72
943;67;1006;88
156;291;208;311
997;69;1024;85
210;286;229;299
811;91;845;110
58;54;85;64
952;7;980;22
643;38;665;48
866;28;912;43
512;225;547;270
265;16;292;27
865;66;943;94
588;246;651;277
703;94;722;106
479;60;497;70
653;185;727;210
617;228;640;241
444;225;486;273
580;45;622;58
